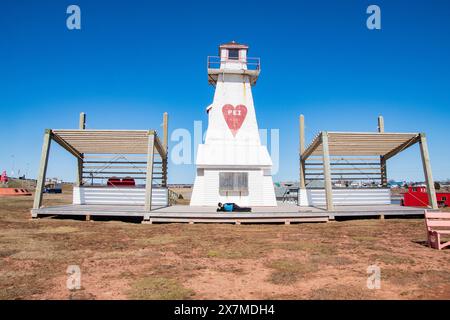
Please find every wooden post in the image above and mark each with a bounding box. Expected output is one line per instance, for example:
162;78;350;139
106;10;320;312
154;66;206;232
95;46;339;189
79;112;86;130
32;129;52;212
162;112;168;187
76;112;86;187
377;115;384;133
380;156;387;187
144;132;156;217
299;115;306;189
378;116;387;187
163;112;168;153
419;133;438;209
321;132;334;211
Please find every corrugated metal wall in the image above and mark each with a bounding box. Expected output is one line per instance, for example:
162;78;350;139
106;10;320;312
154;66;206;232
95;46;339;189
73;187;168;206
301;188;391;206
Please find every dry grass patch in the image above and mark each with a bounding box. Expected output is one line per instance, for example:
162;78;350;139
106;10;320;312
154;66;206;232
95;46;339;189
0;249;19;258
351;236;379;242
266;259;319;285
206;244;266;259
383;268;450;288
310;284;374;300
370;253;416;266
310;254;354;267
274;239;338;258
37;226;79;234
128;276;194;300
135;234;187;246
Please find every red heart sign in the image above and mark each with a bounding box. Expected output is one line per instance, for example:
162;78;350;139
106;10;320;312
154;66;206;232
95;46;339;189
222;104;247;137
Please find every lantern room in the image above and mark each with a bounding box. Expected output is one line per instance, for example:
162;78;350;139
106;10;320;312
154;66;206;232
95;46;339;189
219;41;248;68
207;41;261;86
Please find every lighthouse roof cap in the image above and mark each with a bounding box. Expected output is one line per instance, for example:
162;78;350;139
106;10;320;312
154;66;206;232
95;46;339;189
219;41;249;50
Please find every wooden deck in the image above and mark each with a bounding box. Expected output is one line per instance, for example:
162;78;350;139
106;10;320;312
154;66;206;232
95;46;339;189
31;203;426;224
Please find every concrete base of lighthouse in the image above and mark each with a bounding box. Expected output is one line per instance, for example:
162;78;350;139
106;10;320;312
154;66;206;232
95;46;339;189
190;168;277;207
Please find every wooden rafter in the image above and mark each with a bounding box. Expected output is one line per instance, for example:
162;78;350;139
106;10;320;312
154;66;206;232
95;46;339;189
302;132;420;159
383;135;420;160
51;129;167;159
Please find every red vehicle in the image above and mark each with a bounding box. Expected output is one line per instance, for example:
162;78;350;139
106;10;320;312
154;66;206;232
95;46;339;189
402;186;450;207
107;177;135;187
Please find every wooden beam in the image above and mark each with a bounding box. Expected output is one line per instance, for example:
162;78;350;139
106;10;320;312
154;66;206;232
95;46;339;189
306;162;381;166
306;167;381;171
83;171;148;175
162;112;168;187
383;135;420;160
144;134;156;216
76;112;86;186
153;133;167;159
79;112;86;130
305;172;382;175
378;116;387;186
84;161;159;164
163;112;168;153
321;132;334;211
83;166;148;169
380;156;387;187
327;131;418;136
377;115;384;133
302;132;322;160
82;176;162;180
83;155;148;159
32;129;52;212
419;133;438;209
307;157;381;161
299;114;306;188
306;177;382;181
51;133;83;159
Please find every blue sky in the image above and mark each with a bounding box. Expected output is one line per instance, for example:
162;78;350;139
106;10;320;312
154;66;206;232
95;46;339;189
1;0;449;183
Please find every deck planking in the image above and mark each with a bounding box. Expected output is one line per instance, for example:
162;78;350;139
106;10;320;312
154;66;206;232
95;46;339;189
31;203;426;223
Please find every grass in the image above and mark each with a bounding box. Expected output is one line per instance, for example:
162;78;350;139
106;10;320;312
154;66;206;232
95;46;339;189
351;236;380;242
135;234;187;246
383;268;450;288
128;277;194;300
206;244;267;259
370;253;416;266
310;285;373;300
1;191;450;299
266;259;319;285
37;226;80;234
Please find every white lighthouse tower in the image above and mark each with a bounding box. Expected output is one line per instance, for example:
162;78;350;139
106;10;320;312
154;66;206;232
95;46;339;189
190;41;277;207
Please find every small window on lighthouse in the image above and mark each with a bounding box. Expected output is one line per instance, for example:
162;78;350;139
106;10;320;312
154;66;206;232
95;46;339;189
228;49;239;60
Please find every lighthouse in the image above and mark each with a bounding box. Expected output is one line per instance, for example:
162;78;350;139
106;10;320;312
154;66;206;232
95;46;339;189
190;41;277;207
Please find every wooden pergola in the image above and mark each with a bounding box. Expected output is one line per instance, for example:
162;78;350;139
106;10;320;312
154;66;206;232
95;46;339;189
299;115;438;211
33;112;169;214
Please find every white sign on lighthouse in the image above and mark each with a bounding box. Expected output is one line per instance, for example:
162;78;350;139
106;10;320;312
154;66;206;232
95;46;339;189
190;41;277;207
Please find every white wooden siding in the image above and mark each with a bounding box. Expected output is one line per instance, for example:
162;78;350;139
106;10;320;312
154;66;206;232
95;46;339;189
73;187;168;206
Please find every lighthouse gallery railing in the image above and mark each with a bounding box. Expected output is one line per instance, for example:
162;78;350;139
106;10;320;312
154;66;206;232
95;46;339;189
207;56;261;71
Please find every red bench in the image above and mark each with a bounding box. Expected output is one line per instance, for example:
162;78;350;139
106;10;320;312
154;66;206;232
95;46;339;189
425;211;450;250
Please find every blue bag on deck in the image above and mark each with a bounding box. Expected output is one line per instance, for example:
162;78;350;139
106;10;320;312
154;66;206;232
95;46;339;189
223;203;234;212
